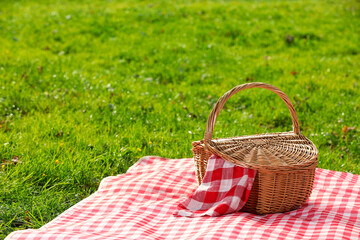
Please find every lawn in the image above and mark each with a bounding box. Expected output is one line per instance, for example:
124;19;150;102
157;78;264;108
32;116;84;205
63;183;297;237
0;0;359;237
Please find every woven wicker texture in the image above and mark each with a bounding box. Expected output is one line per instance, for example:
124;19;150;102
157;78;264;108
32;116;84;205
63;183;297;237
192;82;319;215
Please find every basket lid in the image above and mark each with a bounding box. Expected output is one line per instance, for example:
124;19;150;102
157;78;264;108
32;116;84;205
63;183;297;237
205;132;318;171
203;82;318;171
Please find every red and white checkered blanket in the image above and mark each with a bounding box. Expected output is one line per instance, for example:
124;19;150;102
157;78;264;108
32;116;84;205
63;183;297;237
174;154;256;217
6;156;360;240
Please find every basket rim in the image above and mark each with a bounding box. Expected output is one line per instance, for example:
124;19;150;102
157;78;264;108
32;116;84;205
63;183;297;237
193;131;318;171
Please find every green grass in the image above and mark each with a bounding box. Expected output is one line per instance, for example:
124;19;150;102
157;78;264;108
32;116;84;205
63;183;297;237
1;0;359;237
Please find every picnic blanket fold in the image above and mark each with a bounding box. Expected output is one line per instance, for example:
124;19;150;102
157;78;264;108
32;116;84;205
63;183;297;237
174;154;256;217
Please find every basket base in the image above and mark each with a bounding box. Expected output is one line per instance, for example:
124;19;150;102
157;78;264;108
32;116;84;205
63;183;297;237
242;166;316;215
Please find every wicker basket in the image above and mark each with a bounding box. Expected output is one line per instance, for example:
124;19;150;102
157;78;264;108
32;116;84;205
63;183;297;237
192;82;318;215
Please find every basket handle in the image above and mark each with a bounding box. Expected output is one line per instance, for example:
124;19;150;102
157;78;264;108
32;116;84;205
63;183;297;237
204;82;300;143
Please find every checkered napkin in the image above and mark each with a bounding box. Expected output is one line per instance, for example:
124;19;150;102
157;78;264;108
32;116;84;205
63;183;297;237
6;156;360;240
174;154;256;217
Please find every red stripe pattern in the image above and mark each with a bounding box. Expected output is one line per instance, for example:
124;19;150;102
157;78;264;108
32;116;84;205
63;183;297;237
5;156;360;240
174;154;256;217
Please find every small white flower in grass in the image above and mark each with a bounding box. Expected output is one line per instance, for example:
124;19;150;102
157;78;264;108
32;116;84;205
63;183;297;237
4;143;9;146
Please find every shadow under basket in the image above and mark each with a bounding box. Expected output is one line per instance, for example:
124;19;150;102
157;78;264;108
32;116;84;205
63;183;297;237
192;82;318;215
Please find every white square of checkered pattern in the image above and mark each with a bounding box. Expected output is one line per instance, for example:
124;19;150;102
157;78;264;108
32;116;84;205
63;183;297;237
217;179;233;192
